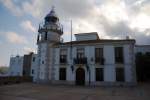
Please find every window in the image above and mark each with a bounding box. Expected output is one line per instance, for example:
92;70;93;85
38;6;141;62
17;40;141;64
116;68;125;82
42;60;44;64
77;48;84;58
115;47;124;63
95;68;104;81
23;70;26;75
32;70;34;74
75;48;86;64
45;32;47;40
95;48;104;65
59;68;66;80
32;57;35;62
60;49;67;63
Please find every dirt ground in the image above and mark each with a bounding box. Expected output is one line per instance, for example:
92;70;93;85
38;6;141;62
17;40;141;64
0;82;150;100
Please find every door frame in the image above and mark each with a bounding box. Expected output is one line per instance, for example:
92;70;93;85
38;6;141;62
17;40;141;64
75;67;85;85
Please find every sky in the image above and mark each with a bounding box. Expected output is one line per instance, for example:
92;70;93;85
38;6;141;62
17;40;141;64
0;0;150;66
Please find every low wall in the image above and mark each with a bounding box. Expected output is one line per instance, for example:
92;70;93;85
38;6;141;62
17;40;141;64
34;79;137;87
0;76;32;85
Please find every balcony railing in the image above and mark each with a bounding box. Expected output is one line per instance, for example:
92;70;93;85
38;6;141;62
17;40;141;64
73;57;87;64
115;57;124;64
95;57;105;65
38;22;63;35
60;58;67;64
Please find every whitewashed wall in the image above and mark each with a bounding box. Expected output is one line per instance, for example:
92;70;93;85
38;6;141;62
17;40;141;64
31;54;38;82
9;56;23;76
104;45;115;82
35;40;137;85
38;43;47;80
75;33;99;41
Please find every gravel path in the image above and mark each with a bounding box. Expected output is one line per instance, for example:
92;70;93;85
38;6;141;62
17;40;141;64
0;82;150;100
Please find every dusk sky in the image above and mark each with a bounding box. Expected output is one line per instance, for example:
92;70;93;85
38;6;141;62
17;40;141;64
0;0;150;66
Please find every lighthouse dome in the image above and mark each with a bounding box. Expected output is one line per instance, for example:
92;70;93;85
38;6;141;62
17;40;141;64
45;7;59;23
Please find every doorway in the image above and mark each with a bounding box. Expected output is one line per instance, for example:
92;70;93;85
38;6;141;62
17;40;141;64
76;68;85;85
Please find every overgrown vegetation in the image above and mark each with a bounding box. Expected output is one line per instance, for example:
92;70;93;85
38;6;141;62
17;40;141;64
0;67;9;74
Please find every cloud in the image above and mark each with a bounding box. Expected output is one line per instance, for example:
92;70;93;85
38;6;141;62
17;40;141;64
100;0;129;24
0;0;44;18
0;0;98;19
21;20;36;33
1;0;150;44
23;46;36;53
0;0;23;16
129;13;150;32
133;0;146;6
5;32;28;44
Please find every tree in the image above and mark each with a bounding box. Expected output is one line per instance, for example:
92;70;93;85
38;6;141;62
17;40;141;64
0;67;9;74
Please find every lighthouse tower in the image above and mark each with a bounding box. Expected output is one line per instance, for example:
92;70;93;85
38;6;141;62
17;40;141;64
37;7;63;83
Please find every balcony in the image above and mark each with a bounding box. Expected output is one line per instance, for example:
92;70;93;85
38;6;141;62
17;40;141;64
73;57;87;64
95;57;105;65
38;23;63;35
60;58;67;64
115;57;124;64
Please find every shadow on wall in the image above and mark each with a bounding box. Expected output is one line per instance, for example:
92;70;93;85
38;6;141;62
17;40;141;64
136;52;150;82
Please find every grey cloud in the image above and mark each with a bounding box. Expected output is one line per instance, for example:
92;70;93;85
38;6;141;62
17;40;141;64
20;0;150;45
99;17;150;44
44;0;96;20
2;0;150;45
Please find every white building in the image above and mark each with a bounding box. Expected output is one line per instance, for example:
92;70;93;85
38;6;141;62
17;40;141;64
30;54;38;81
9;53;34;77
9;55;23;76
9;8;145;86
32;8;137;86
135;45;150;54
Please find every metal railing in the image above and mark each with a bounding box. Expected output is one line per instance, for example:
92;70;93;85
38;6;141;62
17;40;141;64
73;57;87;64
60;58;67;64
95;57;105;65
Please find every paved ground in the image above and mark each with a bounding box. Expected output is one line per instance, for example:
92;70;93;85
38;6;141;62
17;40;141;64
0;83;150;100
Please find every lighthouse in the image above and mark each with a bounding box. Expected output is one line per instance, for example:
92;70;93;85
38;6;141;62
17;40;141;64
37;7;63;83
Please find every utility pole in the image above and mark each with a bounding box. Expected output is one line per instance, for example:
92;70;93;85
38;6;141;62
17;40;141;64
71;20;72;54
70;20;74;72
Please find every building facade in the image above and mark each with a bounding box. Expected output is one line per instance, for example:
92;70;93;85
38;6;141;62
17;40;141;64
9;55;23;76
9;53;34;77
31;8;137;86
30;54;38;81
135;45;150;54
9;8;142;86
